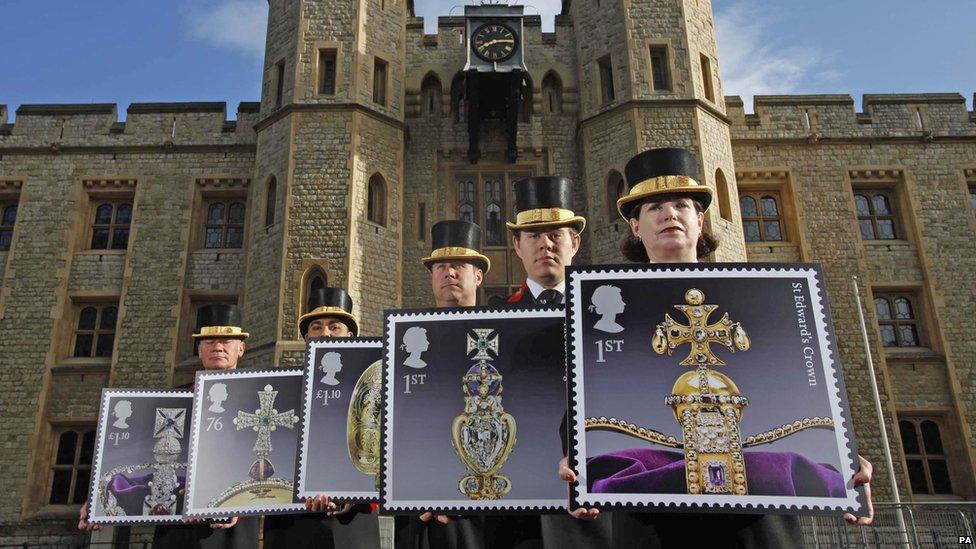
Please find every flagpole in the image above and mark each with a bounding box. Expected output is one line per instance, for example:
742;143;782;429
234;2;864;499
852;275;910;546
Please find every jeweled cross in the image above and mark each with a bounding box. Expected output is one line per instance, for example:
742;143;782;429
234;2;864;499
466;329;499;362
652;288;750;367
233;384;299;459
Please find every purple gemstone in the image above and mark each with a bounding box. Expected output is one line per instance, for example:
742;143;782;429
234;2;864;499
249;458;274;481
708;464;726;486
465;364;501;396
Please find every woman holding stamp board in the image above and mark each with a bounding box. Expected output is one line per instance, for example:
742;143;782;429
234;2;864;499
558;147;875;547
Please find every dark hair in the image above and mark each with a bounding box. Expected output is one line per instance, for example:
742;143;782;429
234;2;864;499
619;194;720;262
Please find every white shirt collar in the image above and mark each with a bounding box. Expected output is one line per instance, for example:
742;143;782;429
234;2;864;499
525;277;566;299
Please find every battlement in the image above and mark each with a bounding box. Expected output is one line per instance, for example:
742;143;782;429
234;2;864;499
0;101;260;146
406;12;571;48
727;93;976;139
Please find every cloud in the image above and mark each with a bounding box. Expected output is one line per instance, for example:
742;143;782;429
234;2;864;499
715;1;837;110
186;0;268;60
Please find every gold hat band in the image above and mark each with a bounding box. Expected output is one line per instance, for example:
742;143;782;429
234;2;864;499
515;207;577;226
628;175;701;196
422;246;491;273
298;306;360;336
192;326;250;339
428;246;483;260
616;175;713;220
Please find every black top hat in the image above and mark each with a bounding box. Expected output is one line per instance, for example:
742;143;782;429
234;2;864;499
422;220;491;273
506;176;586;233
617;147;713;220
192;304;249;339
299;287;360;338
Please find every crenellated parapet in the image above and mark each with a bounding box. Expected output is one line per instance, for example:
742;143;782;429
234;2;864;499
0;101;259;149
727;93;976;141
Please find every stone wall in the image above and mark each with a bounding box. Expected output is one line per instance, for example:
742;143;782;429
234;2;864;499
730;93;976;499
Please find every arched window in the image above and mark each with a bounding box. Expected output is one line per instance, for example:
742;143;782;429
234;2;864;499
90;201;132;250
740;191;785;242
421;73;442;116
204;200;246;248
854;190;898;240
0;203;17;251
451;72;466;123
606;170;626;219
48;427;96;505
541;71;563;115
899;418;954;495
519;73;533;123
265;176;278;228
873;293;921;347
73;304;118;358
302;267;328;315
715;168;732;221
367;173;387;226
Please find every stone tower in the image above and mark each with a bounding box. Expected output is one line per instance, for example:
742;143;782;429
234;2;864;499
242;0;406;363
567;0;745;263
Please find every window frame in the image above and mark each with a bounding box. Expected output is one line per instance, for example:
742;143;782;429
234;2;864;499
899;416;954;496
873;291;923;348
0;200;17;251
46;425;96;508
274;59;286;109
648;44;672;92
739;190;788;243
71;303;119;359
373;57;389;107
700;53;715;103
318;48;338;96
201;198;247;250
853;188;902;241
367;173;387;227
597;55;615;105
88;199;133;251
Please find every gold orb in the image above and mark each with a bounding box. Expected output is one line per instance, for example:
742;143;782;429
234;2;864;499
685;288;704;305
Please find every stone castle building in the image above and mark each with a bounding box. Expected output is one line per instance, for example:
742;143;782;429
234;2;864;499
0;0;974;544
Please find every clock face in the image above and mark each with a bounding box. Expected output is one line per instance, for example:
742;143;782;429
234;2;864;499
471;23;518;63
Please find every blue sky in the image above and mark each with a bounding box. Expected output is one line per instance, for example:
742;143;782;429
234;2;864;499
1;0;973;119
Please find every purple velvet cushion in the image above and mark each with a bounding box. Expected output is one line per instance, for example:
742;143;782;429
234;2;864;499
588;449;846;497
108;473;186;515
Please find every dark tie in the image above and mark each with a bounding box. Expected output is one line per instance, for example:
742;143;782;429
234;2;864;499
537;289;564;306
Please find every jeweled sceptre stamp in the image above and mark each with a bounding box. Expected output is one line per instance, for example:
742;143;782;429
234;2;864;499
451;328;517;500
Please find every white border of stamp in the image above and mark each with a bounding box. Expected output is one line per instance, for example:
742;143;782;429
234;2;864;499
381;306;568;513
567;264;864;514
295;338;382;502
184;368;307;518
88;389;193;524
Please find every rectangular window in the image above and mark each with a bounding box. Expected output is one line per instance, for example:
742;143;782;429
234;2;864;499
89;199;133;250
373;57;388;106
48;427;96;505
318;49;337;95
700;54;714;102
202;199;246;249
0;201;17;251
873;291;922;348
72;303;119;358
649;46;671;92
899;417;954;495
853;189;900;240
739;190;787;243
274;59;285;109
598;56;615;105
418;202;426;241
968;181;976;215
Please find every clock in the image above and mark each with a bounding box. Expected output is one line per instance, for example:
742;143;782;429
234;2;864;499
471;23;518;63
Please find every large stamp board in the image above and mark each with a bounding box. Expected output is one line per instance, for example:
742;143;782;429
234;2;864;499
295;338;382;503
567;263;865;515
381;307;569;513
184;369;306;517
88;390;193;524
